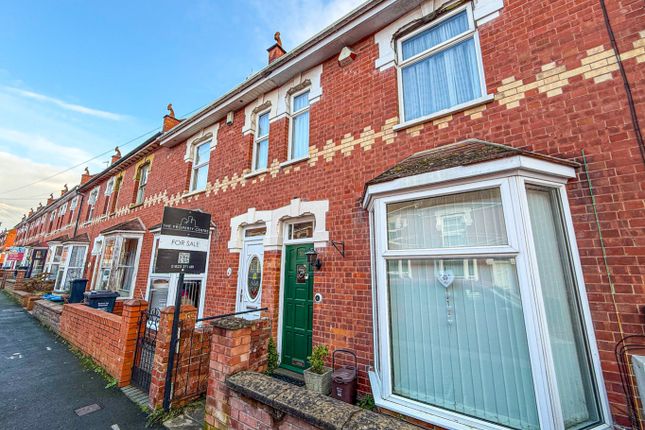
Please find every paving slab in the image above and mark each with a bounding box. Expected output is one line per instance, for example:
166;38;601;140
0;292;159;429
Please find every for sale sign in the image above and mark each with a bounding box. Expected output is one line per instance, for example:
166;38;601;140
154;207;211;274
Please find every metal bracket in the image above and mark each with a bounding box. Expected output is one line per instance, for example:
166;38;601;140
331;240;345;257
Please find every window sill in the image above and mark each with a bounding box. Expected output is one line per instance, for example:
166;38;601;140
129;203;143;210
244;169;268;179
182;189;206;199
280;156;309;168
393;94;495;132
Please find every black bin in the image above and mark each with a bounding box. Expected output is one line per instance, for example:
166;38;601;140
69;279;88;303
84;290;119;313
331;349;357;404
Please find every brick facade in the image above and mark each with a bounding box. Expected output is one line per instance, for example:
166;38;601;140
10;0;645;427
58;299;146;386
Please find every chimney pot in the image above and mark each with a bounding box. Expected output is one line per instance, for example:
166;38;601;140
111;146;122;164
267;31;286;64
80;167;92;185
163;103;182;132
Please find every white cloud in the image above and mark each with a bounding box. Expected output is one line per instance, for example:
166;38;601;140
3;87;128;121
0;127;91;165
0;151;82;227
249;0;366;47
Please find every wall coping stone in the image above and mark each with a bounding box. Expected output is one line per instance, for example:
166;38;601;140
211;316;258;330
226;371;421;430
33;299;64;313
63;303;122;323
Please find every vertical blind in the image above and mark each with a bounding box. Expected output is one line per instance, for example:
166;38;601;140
526;188;601;429
401;10;482;121
291;92;310;160
386;188;539;429
255;113;270;170
387;188;507;250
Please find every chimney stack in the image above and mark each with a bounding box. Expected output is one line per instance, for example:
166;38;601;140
80;167;92;185
60;184;68;196
111;147;122;164
46;193;55;206
267;32;286;64
163;103;182;132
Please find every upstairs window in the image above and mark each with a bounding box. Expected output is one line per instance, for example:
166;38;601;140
290;91;310;160
135;163;149;205
252;111;269;171
109;176;122;214
86;187;99;221
190;141;210;192
398;6;486;122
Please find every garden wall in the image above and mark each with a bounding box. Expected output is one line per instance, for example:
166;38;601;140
58;299;147;386
31;299;64;334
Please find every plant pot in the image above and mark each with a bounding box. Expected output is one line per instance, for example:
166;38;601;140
303;366;332;395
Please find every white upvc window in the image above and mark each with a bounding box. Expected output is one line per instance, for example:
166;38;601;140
135;164;149;205
94;234;142;298
289;91;310;160
87;187;100;221
252;111;270;171
52;244;88;292
45;244;64;283
367;163;610;430
105;177;115;196
397;4;488;123
145;234;207;316
190;141;210;192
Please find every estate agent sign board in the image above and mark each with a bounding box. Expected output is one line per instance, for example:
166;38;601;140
154;207;211;274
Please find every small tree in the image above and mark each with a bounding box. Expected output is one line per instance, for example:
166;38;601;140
308;345;329;374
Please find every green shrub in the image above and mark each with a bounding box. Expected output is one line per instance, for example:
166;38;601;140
358;394;376;411
307;344;329;374
266;337;278;375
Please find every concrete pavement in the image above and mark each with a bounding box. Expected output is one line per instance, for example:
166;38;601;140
0;292;159;430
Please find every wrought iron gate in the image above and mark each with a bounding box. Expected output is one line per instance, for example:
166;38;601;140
131;308;160;392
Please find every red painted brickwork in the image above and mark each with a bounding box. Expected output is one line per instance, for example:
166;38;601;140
204;318;271;429
10;0;645;427
148;305;212;409
227;392;319;430
58;300;146;386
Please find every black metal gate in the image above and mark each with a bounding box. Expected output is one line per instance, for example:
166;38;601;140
131;308;160;392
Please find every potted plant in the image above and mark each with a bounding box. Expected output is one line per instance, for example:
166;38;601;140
303;345;332;395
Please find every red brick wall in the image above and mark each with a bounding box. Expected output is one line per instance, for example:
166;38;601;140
58;300;146;386
17;0;645;426
228;392;318;430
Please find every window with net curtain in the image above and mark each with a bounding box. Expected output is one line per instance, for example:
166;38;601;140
399;8;484;122
381;185;602;429
290;91;310;160
254;112;270;171
191;141;210;192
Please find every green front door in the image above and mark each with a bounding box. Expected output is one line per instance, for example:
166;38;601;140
281;244;313;373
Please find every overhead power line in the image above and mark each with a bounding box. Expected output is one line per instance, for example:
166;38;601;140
0;101;210;197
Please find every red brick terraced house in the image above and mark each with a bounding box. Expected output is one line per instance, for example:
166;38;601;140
12;0;645;428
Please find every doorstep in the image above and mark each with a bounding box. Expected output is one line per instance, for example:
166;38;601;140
272;367;305;386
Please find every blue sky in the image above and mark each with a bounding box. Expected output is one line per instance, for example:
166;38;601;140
0;0;363;227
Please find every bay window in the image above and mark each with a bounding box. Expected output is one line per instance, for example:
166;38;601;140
145;234;206;315
252;111;270;171
367;161;609;429
94;234;142;297
47;243;87;292
398;5;487;123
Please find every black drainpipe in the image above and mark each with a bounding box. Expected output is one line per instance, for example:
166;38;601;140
599;0;645;164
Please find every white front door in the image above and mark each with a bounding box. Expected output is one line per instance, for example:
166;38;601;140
237;237;264;319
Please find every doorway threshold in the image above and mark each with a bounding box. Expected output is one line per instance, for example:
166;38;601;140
272;367;305;387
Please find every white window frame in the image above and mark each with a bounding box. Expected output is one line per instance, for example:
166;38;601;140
94;233;143;298
145;233;209;319
53;243;88;292
87;187;100;221
396;3;490;126
135;164;149;205
189;141;210;193
252;110;270;172
366;163;611;430
287;90;310;162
